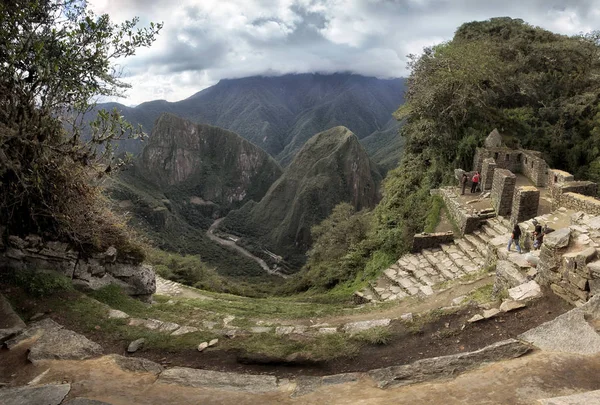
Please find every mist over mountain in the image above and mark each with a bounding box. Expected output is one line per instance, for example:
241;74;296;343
97;73;405;166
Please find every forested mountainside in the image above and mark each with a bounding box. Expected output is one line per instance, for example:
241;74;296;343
94;73;405;167
221;126;382;267
106;114;284;286
138;113;282;215
289;17;600;293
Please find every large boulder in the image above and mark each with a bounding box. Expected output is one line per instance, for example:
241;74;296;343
544;228;571;249
0;384;71;405
27;327;103;363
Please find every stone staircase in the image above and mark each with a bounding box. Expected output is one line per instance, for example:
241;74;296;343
361;217;511;302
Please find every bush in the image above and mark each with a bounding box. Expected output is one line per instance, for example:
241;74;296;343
14;271;72;297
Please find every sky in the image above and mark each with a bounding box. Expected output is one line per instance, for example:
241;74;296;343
88;0;600;105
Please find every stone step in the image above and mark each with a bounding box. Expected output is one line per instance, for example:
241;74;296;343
474;229;492;244
454;239;485;266
481;224;501;239
487;218;510;235
367;283;382;302
422;249;461;280
440;243;478;274
381;267;416;297
464;234;489;257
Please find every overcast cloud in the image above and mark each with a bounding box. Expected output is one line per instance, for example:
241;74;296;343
88;0;600;105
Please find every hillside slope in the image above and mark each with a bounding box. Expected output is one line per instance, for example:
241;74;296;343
221;126;382;266
138;113;282;216
93;74;405;163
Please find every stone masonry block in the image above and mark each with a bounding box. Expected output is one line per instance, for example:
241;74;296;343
491;169;516;217
510;186;539;224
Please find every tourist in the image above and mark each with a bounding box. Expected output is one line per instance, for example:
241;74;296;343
533;231;544;250
461;173;468;195
507;224;522;253
470;171;480;193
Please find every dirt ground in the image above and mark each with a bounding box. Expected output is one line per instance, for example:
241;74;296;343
2;286;572;380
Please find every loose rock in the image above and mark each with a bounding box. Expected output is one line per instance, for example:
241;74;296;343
401;313;414;322
544;228;571;249
127;338;146;353
500;300;526;313
0;293;26;342
483;308;501;319
342;319;391;334
28;328;102;363
197;342;209;352
508;280;542;301
467;314;484;323
107;309;129;319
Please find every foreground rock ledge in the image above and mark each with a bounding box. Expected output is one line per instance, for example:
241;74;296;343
157;367;288;393
0;383;71;405
367;338;532;389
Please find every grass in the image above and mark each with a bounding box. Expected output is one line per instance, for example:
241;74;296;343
466;283;496;304
238;332;360;361
351;326;392;345
424;195;444;233
2;280;369;360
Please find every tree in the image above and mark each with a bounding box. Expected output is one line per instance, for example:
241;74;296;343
0;0;162;257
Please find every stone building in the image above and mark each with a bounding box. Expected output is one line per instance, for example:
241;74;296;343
473;129;549;188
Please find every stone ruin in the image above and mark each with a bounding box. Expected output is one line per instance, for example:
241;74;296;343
370;128;600;308
0;232;156;301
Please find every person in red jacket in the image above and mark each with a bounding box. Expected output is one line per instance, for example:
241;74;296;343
470;171;480;193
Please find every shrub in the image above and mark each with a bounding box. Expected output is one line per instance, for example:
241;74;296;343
14;271;72;297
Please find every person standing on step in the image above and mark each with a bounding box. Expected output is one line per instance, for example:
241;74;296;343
470;171;480;193
507;223;522;253
461;173;468;195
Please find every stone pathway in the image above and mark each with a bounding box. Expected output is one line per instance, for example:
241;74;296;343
359;217;511;302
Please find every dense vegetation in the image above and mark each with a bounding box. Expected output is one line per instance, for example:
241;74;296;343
0;0;160;258
290;17;600;295
90;74;406;165
221;126;382;268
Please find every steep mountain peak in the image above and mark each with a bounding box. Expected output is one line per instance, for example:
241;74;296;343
222;126;382;265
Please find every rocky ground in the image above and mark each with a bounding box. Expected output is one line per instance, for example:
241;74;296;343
1;291;600;404
3;204;600;403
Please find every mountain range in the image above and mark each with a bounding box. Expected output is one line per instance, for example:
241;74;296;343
96;73;405;168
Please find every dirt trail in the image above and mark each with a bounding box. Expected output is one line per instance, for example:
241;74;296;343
3;349;600;405
207;218;288;278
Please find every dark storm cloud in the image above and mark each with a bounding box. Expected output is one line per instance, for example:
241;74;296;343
89;0;600;103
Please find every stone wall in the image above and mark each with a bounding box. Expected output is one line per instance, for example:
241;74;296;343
510;186;539;225
473;144;549;188
491;169;516;217
411;231;454;253
547;169;574;188
551;181;598;206
536;228;598;306
434;188;493;235
481;158;497;191
556;192;600;215
473;148;521;173
0;235;156;300
519;150;548;187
